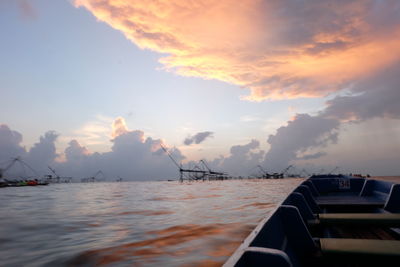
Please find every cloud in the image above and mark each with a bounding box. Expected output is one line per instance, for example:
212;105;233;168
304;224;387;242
230;139;260;155
74;0;400;100
183;131;214;145
297;152;327;161
64;115;113;149
263;114;339;171
62;117;186;180
64;1;400;175
0;118;186;181
111;116;129;138
0;128;59;177
26;131;59;173
0;124;26;162
206;139;263;176
261;60;400;171
1;54;399;178
65;140;90;162
1;122;261;179
323;62;400;122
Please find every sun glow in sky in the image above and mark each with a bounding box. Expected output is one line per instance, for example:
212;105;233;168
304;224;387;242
1;0;399;178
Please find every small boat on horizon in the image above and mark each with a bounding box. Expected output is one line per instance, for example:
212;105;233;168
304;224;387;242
0;178;49;187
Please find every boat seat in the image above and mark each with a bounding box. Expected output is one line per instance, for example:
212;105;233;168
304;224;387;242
283;192;315;221
301;180;319;196
320;238;400;258
317;213;400;227
292;182;399;216
285;192;400;228
248;205;318;266
360;180;392;199
294;185;321;213
233;247;292;267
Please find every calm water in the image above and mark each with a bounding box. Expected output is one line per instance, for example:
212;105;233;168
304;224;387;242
0;179;302;266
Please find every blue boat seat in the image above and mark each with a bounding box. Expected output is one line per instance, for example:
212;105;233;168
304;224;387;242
285;183;400;228
283;192;315;222
360;180;393;200
301;180;319;196
234;247;292;267
294;185;321;214
249;205;318;267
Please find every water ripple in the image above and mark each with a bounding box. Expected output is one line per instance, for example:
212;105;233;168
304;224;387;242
0;179;303;266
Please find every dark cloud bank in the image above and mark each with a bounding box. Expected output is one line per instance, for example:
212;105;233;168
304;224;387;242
261;62;400;173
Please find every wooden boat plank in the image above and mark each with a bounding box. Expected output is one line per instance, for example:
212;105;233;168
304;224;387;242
320;238;400;257
318;213;400;227
316;196;385;206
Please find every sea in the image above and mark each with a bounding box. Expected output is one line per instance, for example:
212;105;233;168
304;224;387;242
0;177;398;267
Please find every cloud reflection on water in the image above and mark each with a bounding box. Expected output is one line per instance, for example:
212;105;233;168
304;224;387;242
68;223;246;266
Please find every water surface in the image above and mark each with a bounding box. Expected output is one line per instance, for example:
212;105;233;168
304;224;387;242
0;179;302;266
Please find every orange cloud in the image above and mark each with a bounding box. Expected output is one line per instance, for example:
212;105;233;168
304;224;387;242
74;0;400;100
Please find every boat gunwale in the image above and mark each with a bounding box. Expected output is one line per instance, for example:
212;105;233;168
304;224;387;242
222;179;304;266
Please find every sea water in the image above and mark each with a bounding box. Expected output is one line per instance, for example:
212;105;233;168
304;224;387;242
0;178;303;266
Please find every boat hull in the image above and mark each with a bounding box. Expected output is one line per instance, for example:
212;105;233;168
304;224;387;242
224;175;400;267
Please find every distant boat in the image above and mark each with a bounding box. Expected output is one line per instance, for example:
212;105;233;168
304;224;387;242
0;178;49;187
0;157;49;187
224;174;400;266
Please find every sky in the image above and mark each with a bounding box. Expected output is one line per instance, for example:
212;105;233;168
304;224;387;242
1;0;399;180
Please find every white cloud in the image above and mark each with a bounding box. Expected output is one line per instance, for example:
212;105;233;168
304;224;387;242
240;115;262;122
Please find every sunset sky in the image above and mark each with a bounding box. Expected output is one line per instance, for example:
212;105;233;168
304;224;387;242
1;0;399;179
